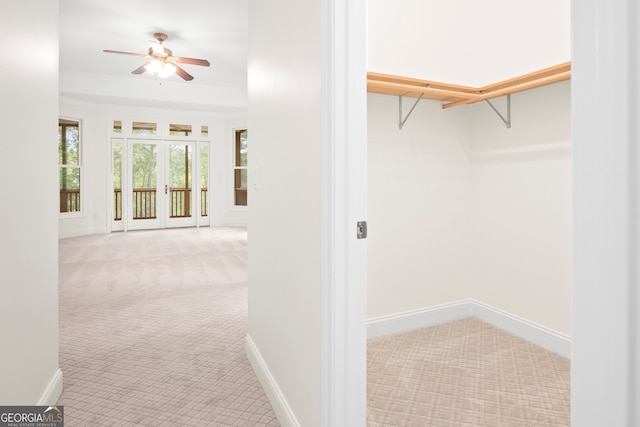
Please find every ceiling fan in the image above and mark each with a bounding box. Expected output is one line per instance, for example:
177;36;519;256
103;32;210;81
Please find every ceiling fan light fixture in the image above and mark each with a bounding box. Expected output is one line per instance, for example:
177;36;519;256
159;63;177;78
145;59;162;74
104;32;209;81
143;60;176;78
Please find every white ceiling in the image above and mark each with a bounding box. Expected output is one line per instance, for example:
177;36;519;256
60;0;570;113
59;0;248;113
367;0;571;87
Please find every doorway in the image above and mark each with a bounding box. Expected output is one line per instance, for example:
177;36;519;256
111;121;210;232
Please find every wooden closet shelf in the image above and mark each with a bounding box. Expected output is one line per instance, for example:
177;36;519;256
367;62;571;109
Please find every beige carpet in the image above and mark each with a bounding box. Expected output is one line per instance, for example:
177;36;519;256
367;318;571;426
59;227;570;426
58;227;279;426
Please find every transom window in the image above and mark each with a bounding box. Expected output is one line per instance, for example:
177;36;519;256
132;121;157;135
169;123;192;136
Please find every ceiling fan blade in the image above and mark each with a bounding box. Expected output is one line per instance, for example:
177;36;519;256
131;63;149;75
103;49;147;57
174;65;194;81
175;57;211;67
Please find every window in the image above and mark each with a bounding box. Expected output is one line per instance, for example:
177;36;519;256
58;118;81;213
200;144;209;216
169;123;192;136
132;121;157;135
234;129;248;206
113;141;123;221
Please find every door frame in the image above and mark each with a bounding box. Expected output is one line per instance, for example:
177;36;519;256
110;132;211;232
320;0;368;425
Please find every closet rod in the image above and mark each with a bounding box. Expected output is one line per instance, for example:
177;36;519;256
442;71;571;109
367;80;482;102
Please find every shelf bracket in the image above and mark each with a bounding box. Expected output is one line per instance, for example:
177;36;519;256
399;91;425;130
484;94;511;129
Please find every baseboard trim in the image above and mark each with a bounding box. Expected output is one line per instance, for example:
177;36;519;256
471;299;571;358
38;368;63;405
367;299;474;339
245;334;300;427
367;299;571;358
58;228;109;239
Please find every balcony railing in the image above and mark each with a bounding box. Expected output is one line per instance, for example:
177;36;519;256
234;188;247;206
114;189;122;221
60;189;80;213
170;188;191;218
113;188;208;220
133;188;157;219
201;187;208;216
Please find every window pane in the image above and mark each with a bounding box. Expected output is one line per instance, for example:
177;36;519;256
132;143;157;219
169;123;192;136
113;120;122;133
113;142;122;190
59;167;80;212
170;144;191;188
200;145;209;216
113;142;123;221
235;130;247;167
58;119;79;165
234;129;248;206
234;169;248;189
59;167;80;190
132;121;157;135
59;118;81;214
132;144;157;188
241;169;247;188
200;145;209;188
169;144;192;218
234;168;248;206
201;126;209;137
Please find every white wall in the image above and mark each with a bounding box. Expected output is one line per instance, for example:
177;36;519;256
0;0;62;404
60;71;247;114
247;0;324;424
367;82;572;335
367;94;474;317
367;0;570;86
58;99;247;238
469;82;572;335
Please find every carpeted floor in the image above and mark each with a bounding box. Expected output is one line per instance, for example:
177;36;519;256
59;227;570;426
367;318;571;426
58;227;279;426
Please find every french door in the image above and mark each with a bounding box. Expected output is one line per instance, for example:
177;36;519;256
112;138;209;231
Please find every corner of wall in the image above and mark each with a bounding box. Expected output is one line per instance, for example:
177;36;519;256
37;369;63;406
245;335;300;427
366;299;571;358
367;82;572;340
